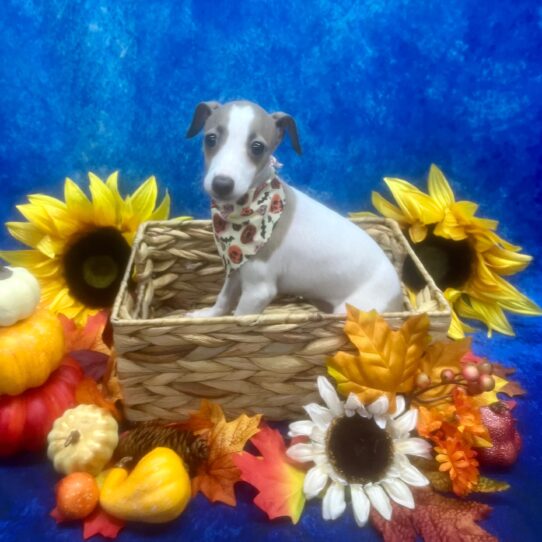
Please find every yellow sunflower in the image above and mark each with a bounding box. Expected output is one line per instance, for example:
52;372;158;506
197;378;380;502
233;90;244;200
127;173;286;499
0;172;178;324
352;164;541;339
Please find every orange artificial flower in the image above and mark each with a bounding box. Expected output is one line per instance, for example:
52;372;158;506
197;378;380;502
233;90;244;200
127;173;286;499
452;388;491;448
435;436;479;497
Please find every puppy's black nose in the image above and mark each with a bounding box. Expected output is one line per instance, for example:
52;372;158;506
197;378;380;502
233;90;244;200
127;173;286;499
212;175;235;198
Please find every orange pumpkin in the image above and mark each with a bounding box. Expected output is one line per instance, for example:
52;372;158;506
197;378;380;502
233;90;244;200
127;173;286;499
0;357;84;457
56;472;100;519
0;308;65;395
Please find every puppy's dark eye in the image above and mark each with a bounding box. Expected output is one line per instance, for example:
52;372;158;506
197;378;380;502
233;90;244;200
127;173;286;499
205;133;217;148
251;141;265;156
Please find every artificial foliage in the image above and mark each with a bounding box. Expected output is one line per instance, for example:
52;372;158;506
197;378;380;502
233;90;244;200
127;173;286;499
187;401;262;506
355;165;541;338
0;171;536;542
0;173;177;324
369;487;496;542
328;306;430;409
234;426;307;524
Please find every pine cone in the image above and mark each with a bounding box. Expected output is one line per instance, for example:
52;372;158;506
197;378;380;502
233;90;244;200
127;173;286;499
114;422;209;476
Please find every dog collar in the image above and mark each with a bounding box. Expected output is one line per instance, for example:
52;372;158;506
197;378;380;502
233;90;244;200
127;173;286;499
211;176;286;275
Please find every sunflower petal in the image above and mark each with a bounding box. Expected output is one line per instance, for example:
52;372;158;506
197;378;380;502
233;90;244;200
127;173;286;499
427;164;455;207
409;222;428;243
64;177;94;223
0;249;49;267
322;482;346;520
317;376;344;416
6;222;44;248
394;437;432;458
89;172;118;226
16;203;56;235
303;465;329;499
484;247;532;275
149;191;171;221
105;171;126;213
457;297;514;337
383;177;443;225
27;193;67;211
364;484;392;520
35;235;57;259
129;176;158;221
381;478;415;509
288;420;316;438
371;192;408;224
351;485;371;526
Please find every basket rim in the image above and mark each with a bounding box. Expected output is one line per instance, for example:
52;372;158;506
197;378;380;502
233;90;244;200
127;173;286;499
111;216;451;327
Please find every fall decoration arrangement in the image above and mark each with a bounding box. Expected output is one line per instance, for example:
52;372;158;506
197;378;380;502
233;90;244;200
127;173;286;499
0;172;186;324
352;164;541;338
0;170;537;542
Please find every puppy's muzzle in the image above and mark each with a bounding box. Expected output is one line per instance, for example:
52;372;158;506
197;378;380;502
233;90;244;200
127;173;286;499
212;175;235;198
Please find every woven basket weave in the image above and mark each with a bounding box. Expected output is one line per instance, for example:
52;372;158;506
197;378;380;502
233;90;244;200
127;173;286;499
111;217;451;422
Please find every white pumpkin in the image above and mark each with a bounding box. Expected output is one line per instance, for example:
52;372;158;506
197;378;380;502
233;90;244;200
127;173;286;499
47;404;119;476
0;265;41;326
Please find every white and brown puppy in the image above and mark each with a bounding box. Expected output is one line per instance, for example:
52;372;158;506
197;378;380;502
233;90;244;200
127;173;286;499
186;100;403;317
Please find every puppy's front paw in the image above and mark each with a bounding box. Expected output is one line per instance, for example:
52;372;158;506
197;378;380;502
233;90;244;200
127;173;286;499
185;307;226;318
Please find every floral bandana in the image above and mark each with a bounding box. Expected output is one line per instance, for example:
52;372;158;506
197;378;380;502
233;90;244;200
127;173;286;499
211;175;286;275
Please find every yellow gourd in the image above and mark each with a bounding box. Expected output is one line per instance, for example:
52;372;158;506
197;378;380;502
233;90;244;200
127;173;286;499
100;447;191;523
47;404;119;475
0;307;65;395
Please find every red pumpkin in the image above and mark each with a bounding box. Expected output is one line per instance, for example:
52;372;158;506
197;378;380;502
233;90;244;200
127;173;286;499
0;356;84;457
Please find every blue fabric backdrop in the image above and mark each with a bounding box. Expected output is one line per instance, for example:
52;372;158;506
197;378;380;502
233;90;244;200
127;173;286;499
0;0;541;540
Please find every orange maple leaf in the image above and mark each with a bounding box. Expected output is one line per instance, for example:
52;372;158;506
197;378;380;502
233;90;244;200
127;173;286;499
60;311;110;355
414;338;472;404
75;377;122;421
328;306;430;411
188;402;261;506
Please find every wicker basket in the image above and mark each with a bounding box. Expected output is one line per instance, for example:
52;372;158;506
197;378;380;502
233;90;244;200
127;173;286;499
111;217;451;422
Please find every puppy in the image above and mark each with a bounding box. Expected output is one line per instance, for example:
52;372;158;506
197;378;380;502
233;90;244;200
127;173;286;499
186;100;403;317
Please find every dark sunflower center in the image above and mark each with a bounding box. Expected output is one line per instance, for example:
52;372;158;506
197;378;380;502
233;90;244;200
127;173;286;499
402;229;474;292
63;227;131;308
326;415;393;484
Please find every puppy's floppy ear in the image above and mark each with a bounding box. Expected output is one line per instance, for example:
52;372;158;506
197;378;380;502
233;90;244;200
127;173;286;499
186;101;221;138
272;112;302;155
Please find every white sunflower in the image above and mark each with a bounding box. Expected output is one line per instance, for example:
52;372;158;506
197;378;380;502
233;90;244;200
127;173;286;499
286;376;431;526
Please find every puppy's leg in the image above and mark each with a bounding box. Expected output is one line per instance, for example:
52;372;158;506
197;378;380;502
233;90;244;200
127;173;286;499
234;283;277;316
186;272;241;318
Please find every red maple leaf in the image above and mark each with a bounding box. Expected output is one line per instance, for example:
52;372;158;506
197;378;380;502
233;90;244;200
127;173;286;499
83;507;125;540
233;426;307;523
370;487;496;542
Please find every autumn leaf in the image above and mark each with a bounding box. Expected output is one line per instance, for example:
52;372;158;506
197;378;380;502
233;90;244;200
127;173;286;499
169;399;223;433
75;377;122;421
491;362;515;378
233;426;306;524
59;311;111;380
50;504;125;540
499;380;526;398
190;401;261;506
60;310;110;353
83;506;125;540
412;458;509;494
328;307;430;410
370;487;497;542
